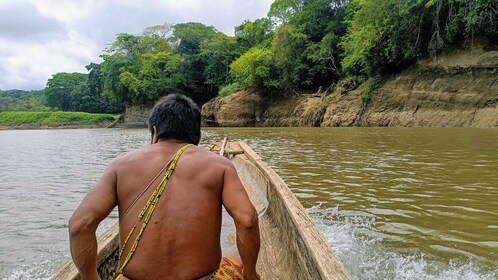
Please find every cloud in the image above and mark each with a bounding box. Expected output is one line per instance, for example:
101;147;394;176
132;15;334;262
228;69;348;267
0;0;272;90
0;38;91;89
0;1;66;42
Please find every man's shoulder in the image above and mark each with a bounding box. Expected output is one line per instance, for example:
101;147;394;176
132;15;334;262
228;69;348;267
109;146;151;167
189;145;233;167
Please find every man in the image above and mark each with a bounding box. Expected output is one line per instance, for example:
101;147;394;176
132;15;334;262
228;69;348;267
69;94;260;280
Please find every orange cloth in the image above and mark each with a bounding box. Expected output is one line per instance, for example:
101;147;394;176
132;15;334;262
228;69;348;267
115;257;243;280
207;257;244;280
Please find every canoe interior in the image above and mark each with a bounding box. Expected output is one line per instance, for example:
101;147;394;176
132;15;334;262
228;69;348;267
51;141;351;280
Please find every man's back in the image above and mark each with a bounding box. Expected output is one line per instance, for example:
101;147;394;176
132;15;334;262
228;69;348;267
68;94;260;280
116;142;229;279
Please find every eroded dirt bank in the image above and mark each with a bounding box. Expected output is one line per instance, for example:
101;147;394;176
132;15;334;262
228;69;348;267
202;45;498;128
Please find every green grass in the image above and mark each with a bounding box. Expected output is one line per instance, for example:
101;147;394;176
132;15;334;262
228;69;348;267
359;77;381;105
218;82;240;98
0;111;120;127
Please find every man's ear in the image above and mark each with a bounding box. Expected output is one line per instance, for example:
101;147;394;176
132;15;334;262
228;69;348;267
151;126;158;144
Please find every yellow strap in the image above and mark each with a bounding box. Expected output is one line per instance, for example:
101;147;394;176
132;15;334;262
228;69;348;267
118;144;193;273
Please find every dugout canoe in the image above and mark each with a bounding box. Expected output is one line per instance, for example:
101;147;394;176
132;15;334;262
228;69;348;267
52;141;351;280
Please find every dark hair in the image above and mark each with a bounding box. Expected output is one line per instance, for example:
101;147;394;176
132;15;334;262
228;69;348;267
148;94;201;145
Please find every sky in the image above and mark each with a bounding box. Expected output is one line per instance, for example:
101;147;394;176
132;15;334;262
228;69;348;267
0;0;273;91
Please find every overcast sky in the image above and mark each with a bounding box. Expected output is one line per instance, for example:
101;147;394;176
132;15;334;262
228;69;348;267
0;0;272;90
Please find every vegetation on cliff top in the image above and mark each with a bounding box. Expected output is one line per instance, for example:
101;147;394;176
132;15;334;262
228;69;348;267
30;0;496;112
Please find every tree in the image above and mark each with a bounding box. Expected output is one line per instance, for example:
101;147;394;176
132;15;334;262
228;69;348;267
86;63;103;99
268;0;301;24
341;0;497;78
0;90;48;112
86;63;123;113
45;73;88;111
230;48;280;91
101;27;181;105
272;24;310;88
171;22;218;55
234;18;274;50
172;22;220;103
135;52;184;104
200;34;243;91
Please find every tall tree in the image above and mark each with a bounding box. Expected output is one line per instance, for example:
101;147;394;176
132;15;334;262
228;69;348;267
200;34;243;91
45;73;88;111
272;24;310;88
234;18;274;50
172;22;220;103
101;27;179;105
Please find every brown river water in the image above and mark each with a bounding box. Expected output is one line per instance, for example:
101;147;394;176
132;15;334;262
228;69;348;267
0;127;497;279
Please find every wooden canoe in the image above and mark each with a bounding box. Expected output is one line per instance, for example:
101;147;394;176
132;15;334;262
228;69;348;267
52;141;351;280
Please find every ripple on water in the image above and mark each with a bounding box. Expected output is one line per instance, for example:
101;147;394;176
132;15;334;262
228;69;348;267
2;127;498;279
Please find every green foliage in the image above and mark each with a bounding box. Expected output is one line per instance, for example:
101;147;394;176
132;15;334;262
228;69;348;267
292;0;348;42
341;0;498;77
272;24;310;87
0;111;119;127
359;77;380;105
341;0;422;76
172;22;218;55
172;23;222;104
45;72;88;111
111;52;183;104
230;48;280;91
268;0;300;23
44;72;121;113
235;18;274;50
101;27;179;105
133;52;184;104
201;34;243;89
37;0;496;110
0;90;50;112
218;83;240;98
269;0;347;88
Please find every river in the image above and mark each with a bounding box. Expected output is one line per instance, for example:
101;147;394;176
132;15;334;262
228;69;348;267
0;128;497;279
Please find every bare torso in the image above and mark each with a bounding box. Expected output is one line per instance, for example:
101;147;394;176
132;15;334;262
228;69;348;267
115;142;228;280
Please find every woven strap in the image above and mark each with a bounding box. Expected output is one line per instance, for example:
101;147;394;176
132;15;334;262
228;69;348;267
118;144;193;273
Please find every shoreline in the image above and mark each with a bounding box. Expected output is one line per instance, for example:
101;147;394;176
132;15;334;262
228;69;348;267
0;122;115;131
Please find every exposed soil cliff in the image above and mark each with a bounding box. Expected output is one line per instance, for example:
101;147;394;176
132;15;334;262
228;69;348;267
114;104;152;128
202;44;498;128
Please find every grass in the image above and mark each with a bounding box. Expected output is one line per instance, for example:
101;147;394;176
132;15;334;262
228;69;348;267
218;82;240;98
359;77;381;105
0;111;120;127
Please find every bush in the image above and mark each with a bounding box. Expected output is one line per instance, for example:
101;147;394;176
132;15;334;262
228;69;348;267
218;83;240;98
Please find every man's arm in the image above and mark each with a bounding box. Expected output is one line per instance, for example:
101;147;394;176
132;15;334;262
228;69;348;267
68;163;118;280
221;162;260;280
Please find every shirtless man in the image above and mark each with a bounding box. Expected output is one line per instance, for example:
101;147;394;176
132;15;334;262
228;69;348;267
69;94;260;280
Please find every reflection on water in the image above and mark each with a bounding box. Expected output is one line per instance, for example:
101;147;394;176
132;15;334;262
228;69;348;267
0;127;497;279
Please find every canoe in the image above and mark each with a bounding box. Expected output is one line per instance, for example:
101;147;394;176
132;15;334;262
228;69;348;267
52;141;351;280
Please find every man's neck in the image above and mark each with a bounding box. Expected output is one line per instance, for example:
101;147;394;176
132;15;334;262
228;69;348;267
156;139;189;145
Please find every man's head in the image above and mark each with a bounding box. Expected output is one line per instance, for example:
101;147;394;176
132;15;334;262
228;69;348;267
148;94;201;145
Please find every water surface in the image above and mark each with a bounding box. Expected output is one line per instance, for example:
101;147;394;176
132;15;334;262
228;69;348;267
0;128;497;279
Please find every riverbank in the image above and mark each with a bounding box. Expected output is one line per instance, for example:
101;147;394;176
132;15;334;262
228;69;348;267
201;44;498;128
0;112;120;130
